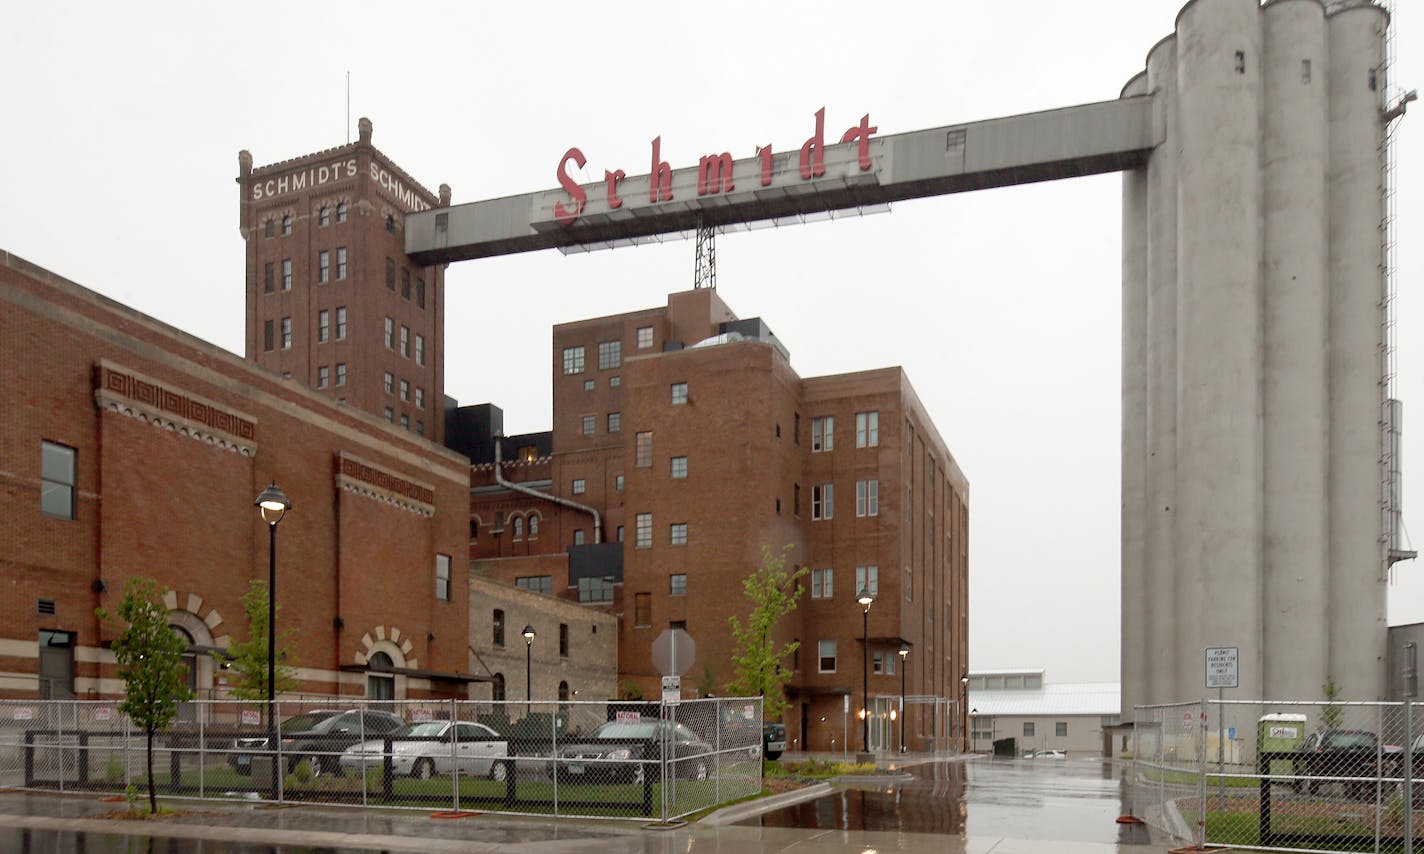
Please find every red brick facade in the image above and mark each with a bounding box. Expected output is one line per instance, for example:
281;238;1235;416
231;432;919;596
470;289;970;751
0;250;471;701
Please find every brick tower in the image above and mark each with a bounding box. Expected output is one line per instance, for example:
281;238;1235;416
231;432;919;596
238;117;448;441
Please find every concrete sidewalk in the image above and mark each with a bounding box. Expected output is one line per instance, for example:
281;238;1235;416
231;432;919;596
0;753;1191;853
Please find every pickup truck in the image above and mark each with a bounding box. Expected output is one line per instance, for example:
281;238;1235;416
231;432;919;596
1293;729;1398;799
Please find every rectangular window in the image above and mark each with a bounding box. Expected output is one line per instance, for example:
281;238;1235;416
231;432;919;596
581;415;595;435
635;513;652;548
617;525;624;541
608;412;621;433
384;372;394;394
336;247;347;279
615;475;624;491
319;206;330;226
400;413;409;430
281;214;292;235
318;250;330;283
263;320;274;352
435;554;451;601
812;416;834;452
280;317;292;349
634;593;651;627
318;309;330;342
635;431;653;467
317;365;329;388
812;483;833;520
401;267;411;299
578;577;614;603
670;523;687;546
873;650;884;675
670;382;688;405
516;576;553;596
597;340;621;370
856;479;879;517
856;411;879;447
335;363;346;386
1056;722;1068;737
855;565;879;597
573;529;585;545
281;259;292;290
415;388;424;409
384;317;394;348
810;568;833;599
385;407;393;422
400;326;409;358
818;640;837;673
400;380;409;401
264;262;274;293
40;441;76;520
562;346;585;375
572;478;586;495
336;306;347;339
385;257;395;290
415;334;425;366
670;456;687;479
637;326;653;349
559;623;569;657
493;609;505;646
1024;722;1035;737
415;278;425;308
670;574;687;596
336;202;347;223
609;375;621;387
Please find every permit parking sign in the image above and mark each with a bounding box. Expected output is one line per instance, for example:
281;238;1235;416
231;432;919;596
1206;647;1239;689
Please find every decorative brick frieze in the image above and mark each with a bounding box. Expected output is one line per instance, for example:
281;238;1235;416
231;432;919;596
335;451;435;516
93;360;258;456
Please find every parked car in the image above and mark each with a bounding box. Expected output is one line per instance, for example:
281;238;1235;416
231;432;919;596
551;717;711;784
763;721;787;760
339;720;508;780
230;709;405;777
1293;729;1397;798
1023;748;1067;759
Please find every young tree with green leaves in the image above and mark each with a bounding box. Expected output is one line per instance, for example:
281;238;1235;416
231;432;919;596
96;577;192;814
224;579;298;701
727;544;809;722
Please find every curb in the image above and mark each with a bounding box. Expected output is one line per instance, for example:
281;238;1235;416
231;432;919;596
699;782;832;826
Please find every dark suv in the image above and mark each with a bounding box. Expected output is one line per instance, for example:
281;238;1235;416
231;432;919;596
1293;729;1396;799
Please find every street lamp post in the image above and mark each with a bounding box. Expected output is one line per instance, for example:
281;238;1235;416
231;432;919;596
856;587;875;755
898;643;910;753
522;625;536;714
254;481;291;798
959;675;970;752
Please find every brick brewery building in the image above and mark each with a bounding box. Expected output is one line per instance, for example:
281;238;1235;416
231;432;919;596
1;120;968;752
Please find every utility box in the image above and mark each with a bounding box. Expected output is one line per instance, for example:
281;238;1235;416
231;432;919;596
1259;713;1307;780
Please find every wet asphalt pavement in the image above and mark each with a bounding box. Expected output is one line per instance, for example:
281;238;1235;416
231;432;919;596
0;755;1176;852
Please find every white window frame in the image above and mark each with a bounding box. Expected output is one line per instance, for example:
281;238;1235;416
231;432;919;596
855;565;879;597
812;483;833;520
572;478;586;495
670;523;688;546
855;411;879;448
670;456;688;479
812;416;834;452
856;479;879;517
810;568;834;599
636;326;653;349
818;640;837;673
635;513;652;548
563;346;585;375
670;382;688;405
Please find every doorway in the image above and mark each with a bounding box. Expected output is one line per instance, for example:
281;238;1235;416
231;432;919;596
38;631;74;699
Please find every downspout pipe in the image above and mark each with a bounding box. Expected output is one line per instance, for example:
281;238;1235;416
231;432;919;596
493;435;602;543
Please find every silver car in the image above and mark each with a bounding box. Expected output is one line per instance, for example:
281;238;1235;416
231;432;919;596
340;720;508;780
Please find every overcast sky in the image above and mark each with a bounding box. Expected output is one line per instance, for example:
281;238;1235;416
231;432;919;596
4;1;1422;686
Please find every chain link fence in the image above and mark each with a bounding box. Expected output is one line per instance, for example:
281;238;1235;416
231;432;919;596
1129;699;1424;852
0;696;763;822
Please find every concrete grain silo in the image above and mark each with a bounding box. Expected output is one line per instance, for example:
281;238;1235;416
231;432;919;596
1120;0;1391;713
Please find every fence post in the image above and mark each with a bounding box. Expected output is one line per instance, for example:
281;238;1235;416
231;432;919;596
449;698;459;814
198;704;205;799
1196;699;1207;850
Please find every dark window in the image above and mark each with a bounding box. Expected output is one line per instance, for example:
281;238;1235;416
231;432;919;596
401;268;410;299
264;262;274;293
319;206;329;226
281;215;292;235
559;624;569;657
492;673;505;702
634;593;651;627
385;258;395;290
38;630;74;699
493;609;505;646
264;219;274;238
416;278;426;309
366;651;394;700
263;320;274;352
470;519;479;540
41;441;76;520
386;214;395;233
336;202;347;223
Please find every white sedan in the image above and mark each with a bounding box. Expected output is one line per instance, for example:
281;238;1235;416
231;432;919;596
340;721;509;779
1023;748;1068;759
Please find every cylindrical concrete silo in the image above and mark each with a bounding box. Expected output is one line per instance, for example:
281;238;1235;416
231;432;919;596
1145;34;1179;709
1326;2;1388;700
1120;70;1150;718
1260;0;1330;701
1173;0;1264;705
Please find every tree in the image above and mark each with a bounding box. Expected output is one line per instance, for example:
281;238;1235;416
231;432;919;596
727;544;809;722
1321;678;1343;730
224;580;298;701
96;577;192;814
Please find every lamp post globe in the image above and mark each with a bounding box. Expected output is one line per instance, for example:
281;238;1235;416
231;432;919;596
856;587;875;754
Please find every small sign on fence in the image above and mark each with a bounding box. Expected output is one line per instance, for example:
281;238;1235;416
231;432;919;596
94;707;113;722
13;707;33;721
1182;712;1194;731
615;710;640;725
743;704;755;720
412;708;434;722
240;709;261;726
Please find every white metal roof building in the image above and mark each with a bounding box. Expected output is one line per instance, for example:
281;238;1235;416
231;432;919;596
967;670;1121;756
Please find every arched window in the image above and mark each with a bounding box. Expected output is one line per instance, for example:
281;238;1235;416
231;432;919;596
171;626;197;719
470;517;479;540
512;516;524;539
558;680;570;720
336;202;348;223
558;681;569;701
367;651;395;701
281;214;292;235
528;514;540;538
318;205;330;226
493;609;505;646
492;673;506;702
